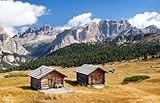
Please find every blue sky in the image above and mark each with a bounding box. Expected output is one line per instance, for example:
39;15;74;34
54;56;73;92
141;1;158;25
0;0;160;36
22;0;160;27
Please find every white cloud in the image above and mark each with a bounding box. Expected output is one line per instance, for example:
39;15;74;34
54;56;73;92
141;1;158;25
0;0;47;36
57;13;101;30
68;13;101;27
129;12;160;29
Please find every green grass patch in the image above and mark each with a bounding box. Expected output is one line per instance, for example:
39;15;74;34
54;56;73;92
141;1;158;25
122;75;150;84
4;73;28;78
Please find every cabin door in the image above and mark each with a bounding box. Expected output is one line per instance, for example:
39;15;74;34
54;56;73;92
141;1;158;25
48;79;53;88
52;78;56;87
91;74;103;85
48;78;56;88
96;74;103;84
91;75;96;85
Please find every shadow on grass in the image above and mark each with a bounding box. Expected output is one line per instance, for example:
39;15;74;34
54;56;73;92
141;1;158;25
65;80;78;86
19;86;33;90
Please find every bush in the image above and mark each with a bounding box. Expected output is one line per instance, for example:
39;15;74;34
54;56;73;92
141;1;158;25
4;73;28;78
122;75;150;84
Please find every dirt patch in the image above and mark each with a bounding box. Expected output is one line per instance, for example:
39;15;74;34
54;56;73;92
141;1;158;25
39;87;73;94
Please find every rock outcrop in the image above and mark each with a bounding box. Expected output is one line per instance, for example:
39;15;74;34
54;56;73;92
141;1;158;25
0;27;29;69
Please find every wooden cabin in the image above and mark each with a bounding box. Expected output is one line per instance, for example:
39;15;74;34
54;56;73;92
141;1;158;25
77;64;106;86
28;66;67;90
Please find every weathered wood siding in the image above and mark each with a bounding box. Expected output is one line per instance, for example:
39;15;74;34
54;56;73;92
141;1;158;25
77;68;105;86
31;71;65;90
40;71;65;89
31;77;41;90
77;72;88;86
88;68;105;85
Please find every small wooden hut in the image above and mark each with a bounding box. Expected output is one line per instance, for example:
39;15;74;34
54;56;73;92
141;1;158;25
29;65;67;90
77;64;106;86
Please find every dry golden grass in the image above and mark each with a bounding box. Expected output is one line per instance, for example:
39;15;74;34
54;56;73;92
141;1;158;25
1;58;160;103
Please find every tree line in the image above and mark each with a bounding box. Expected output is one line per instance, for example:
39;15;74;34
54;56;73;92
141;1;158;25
5;42;160;71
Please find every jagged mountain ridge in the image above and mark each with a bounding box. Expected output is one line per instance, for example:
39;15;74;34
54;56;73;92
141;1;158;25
113;25;160;44
13;25;62;45
13;25;62;56
14;20;160;56
46;20;159;52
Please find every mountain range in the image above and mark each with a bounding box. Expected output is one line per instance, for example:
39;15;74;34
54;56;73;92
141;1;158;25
14;20;159;55
0;19;160;69
13;25;62;56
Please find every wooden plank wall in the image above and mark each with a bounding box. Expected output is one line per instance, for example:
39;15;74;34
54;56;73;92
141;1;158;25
77;73;88;85
88;69;105;85
31;77;41;90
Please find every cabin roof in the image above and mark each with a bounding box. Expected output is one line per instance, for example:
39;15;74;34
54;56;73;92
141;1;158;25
28;65;66;79
77;64;105;75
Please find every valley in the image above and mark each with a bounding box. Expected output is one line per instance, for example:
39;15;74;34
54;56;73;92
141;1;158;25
0;58;160;103
0;19;160;69
1;1;160;103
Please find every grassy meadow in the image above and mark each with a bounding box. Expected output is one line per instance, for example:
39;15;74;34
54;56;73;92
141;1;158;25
0;58;160;103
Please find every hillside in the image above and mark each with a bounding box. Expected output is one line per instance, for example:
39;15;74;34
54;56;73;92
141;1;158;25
17;42;160;71
0;58;160;103
2;20;160;69
144;33;160;42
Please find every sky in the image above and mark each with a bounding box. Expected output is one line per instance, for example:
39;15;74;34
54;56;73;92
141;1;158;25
22;0;160;26
0;0;160;36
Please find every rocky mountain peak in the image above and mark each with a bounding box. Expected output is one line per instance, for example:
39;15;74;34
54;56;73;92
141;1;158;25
0;27;28;55
14;24;60;38
12;25;63;56
142;25;159;34
44;19;160;53
42;24;52;29
12;20;160;57
13;24;62;45
0;27;9;42
0;27;29;68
